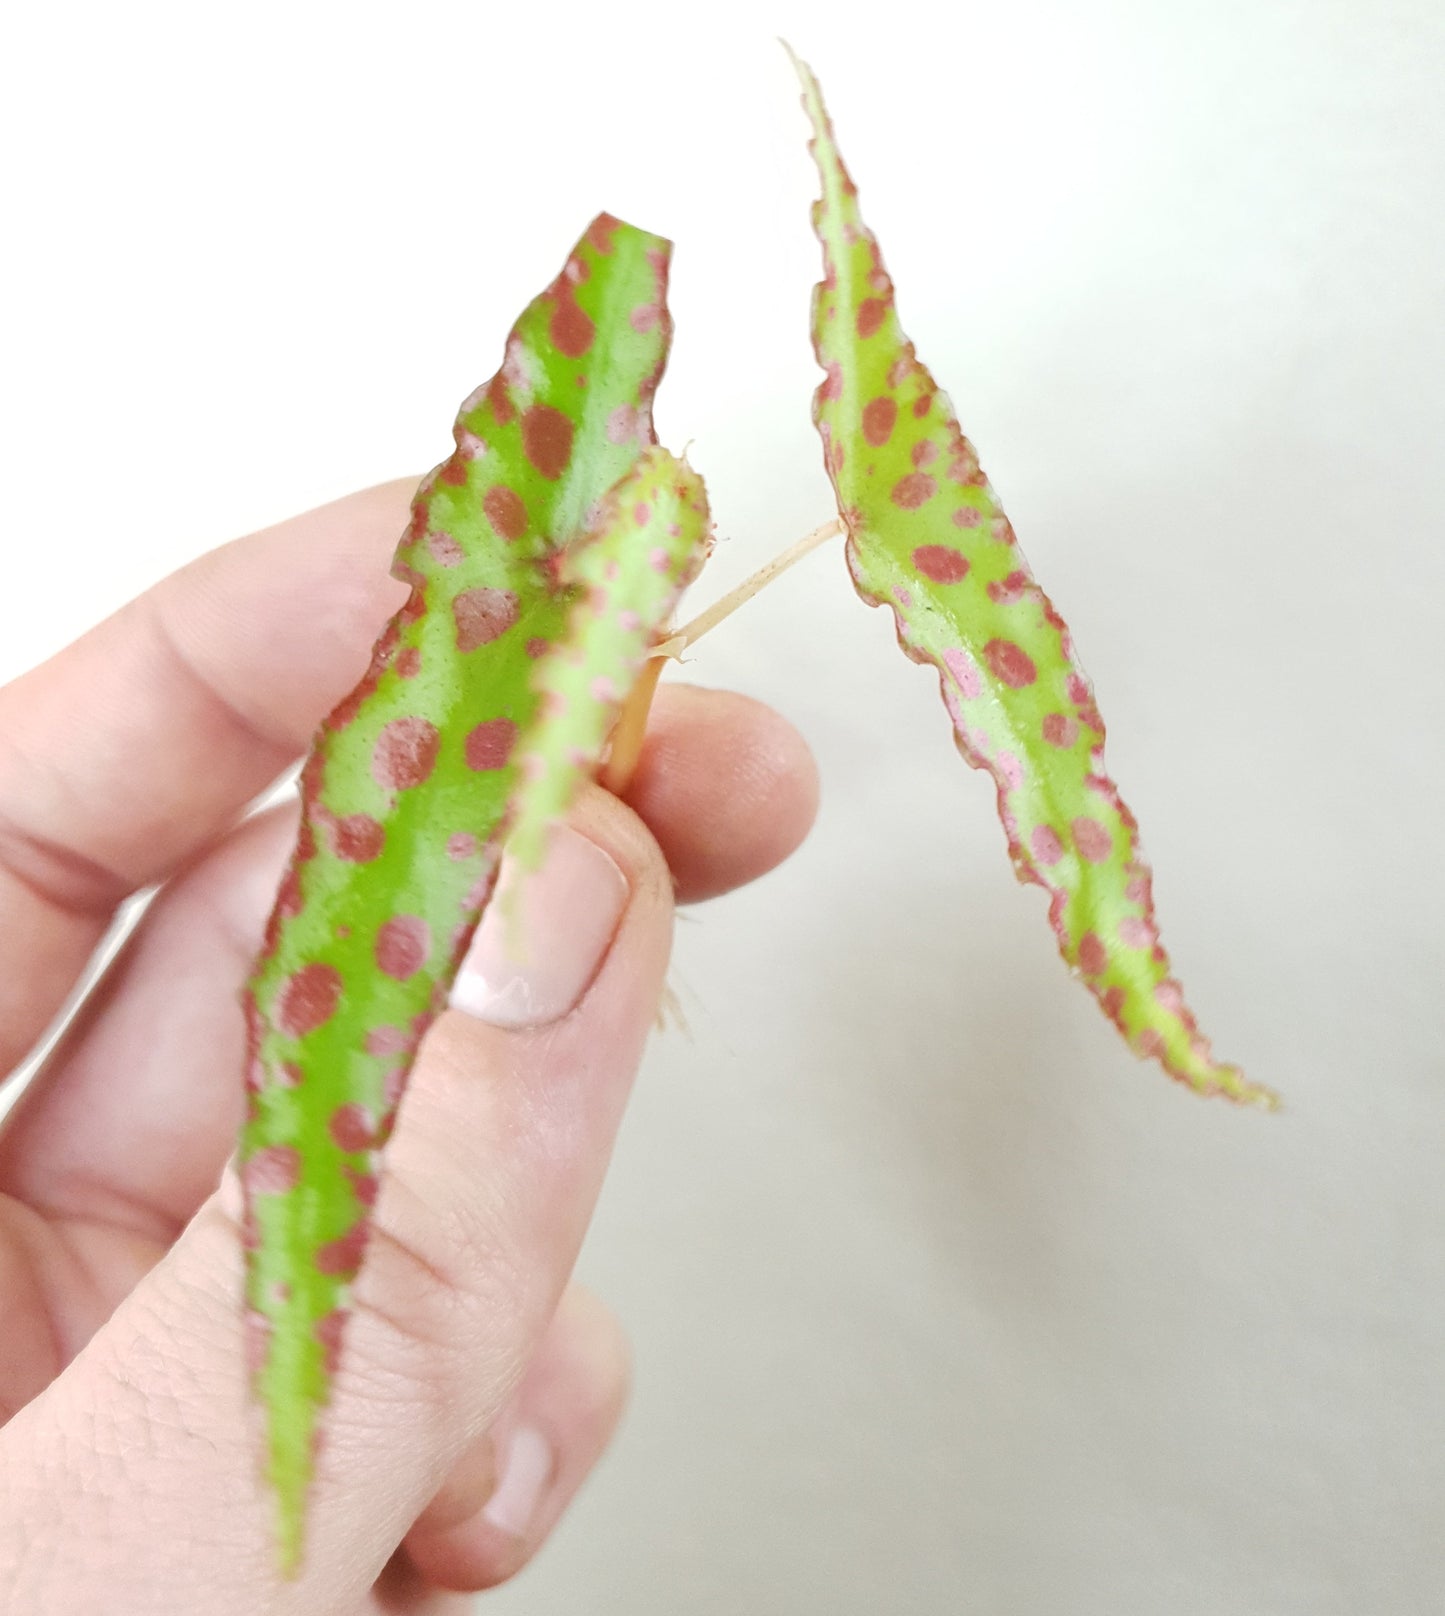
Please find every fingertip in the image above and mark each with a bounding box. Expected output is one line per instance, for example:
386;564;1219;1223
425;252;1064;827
404;1286;631;1593
620;683;820;902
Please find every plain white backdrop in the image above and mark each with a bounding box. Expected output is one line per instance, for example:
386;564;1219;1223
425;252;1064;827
3;1;1443;1610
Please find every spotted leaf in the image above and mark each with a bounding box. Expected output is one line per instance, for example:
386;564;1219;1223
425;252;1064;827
507;448;712;876
792;53;1273;1109
240;212;676;1572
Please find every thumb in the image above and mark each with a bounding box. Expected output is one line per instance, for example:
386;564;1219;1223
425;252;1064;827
1;785;671;1613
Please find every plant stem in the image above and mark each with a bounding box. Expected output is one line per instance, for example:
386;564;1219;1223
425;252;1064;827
601;517;842;793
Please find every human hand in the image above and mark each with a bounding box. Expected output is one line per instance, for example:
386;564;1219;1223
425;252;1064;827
0;482;818;1612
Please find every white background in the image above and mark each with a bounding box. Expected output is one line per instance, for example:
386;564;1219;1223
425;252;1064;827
3;1;1443;1611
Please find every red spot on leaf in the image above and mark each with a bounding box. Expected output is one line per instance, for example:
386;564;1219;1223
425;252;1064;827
275;867;303;918
278;964;342;1037
428;528;463;566
953;506;981;528
1031;825;1064;865
521;405;574;480
315;1309;346;1376
454;588;519;651
365;1025;410;1056
244;1309;272;1376
891;472;937;509
487;373;514;424
912;440;938;468
1078;932;1108;975
862;397;897;446
912;394;932;418
856;297;886;337
912;545;969;584
376;915;429;981
395;646;421;679
316;1221;368;1277
1042;713;1079;748
526;636;550;658
549;293;595;358
329;1103;376;1152
1072;817;1113;863
587;214;619;254
244;1145;301;1196
372;717;440;793
439;458;467;487
465;717;518;771
328;813;384;863
342;1164;380;1208
984;639;1037;688
820;362;843;401
482;484;527;542
987;570;1029;605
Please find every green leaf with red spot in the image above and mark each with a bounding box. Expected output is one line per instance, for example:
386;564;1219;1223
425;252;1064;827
791;52;1274;1110
506;448;713;878
240;212;678;1573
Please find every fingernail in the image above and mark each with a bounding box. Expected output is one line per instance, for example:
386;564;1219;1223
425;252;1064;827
450;825;628;1028
482;1426;554;1540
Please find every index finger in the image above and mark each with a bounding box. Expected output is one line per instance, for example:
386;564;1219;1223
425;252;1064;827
0;480;416;1077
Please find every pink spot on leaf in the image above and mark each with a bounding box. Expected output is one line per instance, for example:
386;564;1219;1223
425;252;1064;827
1042;713;1079;748
606;404;640;444
483;485;527;542
376;915;429;981
328;813;384;863
521;404;574;481
465;717;518;771
372;717;440;793
315;1309;346;1375
987;570;1029;605
942;647;981;697
1072;817;1113;863
329;1103;376;1152
243;1145;301;1196
1031;825;1064;865
365;1025;410;1056
447;831;478;861
891;472;938;509
912;544;969;584
454;588;519;651
278;964;342;1037
984;640;1037;688
1078;932;1107;975
862;397;897;446
427;528;463;567
316;1221;368;1277
856;297;886;337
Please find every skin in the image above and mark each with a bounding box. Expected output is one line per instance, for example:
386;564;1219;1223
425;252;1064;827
0;480;818;1612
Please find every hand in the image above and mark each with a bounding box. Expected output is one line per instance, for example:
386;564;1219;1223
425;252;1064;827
0;483;818;1613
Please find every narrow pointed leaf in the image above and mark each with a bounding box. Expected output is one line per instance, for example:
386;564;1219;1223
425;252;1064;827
507;448;713;876
240;212;675;1571
793;54;1273;1109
